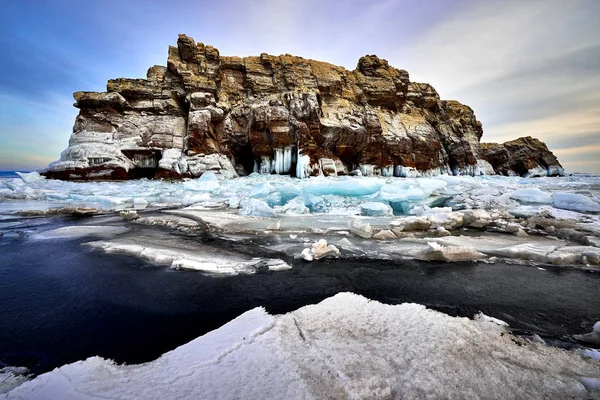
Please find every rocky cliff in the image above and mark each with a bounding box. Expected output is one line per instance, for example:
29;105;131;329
481;137;563;177
43;34;563;180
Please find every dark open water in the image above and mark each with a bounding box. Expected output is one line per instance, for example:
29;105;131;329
0;217;599;377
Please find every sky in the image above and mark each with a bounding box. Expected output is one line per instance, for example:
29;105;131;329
0;0;599;173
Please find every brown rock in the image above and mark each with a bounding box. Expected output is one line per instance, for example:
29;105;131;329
43;35;562;181
481;137;563;177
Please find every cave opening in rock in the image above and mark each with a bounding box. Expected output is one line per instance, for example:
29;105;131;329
121;150;161;179
231;143;255;175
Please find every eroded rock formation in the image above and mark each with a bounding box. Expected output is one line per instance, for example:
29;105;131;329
43;34;562;180
481;137;563;177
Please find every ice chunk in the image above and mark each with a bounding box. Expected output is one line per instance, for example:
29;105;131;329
427;211;464;229
390;216;430;231
582;349;600;361
337;238;354;247
182;173;219;192
120;210;139;221
15;171;45;184
278;197;310;214
379;183;426;203
311;239;340;260
474;160;496;175
422;242;486;261
473;312;509;326
227;197;240;209
524;165;548;178
0;366;30;394
510;188;553;204
461;209;492;228
301;239;340;261
296;152;312;179
249;182;274;198
300;247;313;261
302;177;383;197
265;259;292;271
553;192;600;212
266;220;281;230
372;229;396;240
360;202;393;217
239;199;277;218
349;218;373;238
133;198;148;209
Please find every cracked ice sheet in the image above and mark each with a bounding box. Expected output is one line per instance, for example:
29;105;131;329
168;209;394;234
5;293;600;399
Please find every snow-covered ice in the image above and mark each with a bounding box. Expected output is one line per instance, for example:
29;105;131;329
553;192;600;213
511;187;553;204
4;293;599;399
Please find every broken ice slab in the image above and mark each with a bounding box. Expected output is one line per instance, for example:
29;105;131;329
85;232;291;275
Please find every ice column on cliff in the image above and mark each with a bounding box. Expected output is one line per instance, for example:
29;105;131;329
272;146;295;175
296;151;312;179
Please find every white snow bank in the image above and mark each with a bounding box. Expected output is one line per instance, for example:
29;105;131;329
5;293;599;399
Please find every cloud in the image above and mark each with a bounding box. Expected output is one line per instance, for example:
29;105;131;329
391;0;600;173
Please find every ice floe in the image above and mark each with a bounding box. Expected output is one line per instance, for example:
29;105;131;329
33;225;128;240
4;293;599;399
300;239;340;261
86;239;291;275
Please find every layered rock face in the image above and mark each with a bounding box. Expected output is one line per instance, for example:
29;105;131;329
481;137;563;177
43;34;562;180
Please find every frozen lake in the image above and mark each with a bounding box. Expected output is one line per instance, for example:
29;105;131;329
1;172;600;396
1;218;599;378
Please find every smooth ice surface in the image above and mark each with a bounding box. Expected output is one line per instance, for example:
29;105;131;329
5;293;599;399
511;188;553;204
553;192;600;213
360;202;393;217
33;225;128;240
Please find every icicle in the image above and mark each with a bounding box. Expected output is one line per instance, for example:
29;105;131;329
359;164;374;176
282;146;293;174
273;148;284;174
259;157;272;174
296;149;311;179
381;166;393;177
